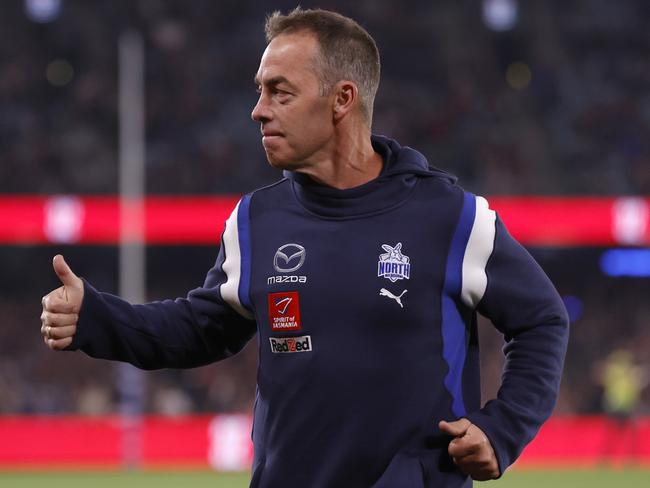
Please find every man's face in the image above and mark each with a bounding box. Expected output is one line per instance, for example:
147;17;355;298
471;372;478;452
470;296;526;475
252;32;334;170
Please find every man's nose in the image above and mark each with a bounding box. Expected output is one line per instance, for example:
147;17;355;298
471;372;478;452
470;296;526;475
251;96;271;123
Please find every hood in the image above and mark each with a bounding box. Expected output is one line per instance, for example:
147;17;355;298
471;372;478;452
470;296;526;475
371;134;456;184
284;134;457;219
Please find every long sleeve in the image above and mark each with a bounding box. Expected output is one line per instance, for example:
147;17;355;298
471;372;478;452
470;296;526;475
67;197;257;370
462;199;569;474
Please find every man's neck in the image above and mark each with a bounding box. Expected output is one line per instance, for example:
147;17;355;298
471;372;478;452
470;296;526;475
297;130;383;190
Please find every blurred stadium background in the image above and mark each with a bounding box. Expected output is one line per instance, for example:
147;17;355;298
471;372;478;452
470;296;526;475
1;0;649;485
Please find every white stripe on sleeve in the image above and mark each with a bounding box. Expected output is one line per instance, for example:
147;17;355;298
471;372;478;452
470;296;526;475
220;201;254;319
461;196;496;309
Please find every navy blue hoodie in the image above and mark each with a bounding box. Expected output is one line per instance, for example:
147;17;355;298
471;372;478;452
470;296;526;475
70;135;569;487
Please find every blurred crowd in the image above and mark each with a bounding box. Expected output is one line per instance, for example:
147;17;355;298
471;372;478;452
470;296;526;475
1;0;650;416
1;0;650;195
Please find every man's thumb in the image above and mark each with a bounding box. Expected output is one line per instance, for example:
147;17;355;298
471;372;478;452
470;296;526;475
53;254;79;287
439;418;471;438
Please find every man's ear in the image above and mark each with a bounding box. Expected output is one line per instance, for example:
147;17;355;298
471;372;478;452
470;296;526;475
332;80;358;122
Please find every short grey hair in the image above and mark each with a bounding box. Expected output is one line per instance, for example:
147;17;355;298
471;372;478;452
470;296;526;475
265;7;381;124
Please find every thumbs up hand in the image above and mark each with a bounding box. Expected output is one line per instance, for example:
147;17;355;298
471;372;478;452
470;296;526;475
41;254;84;350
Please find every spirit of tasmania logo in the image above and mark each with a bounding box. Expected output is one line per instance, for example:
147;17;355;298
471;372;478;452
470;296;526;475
377;242;411;282
267;291;302;332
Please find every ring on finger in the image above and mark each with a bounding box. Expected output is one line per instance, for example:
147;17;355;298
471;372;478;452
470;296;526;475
46;325;52;339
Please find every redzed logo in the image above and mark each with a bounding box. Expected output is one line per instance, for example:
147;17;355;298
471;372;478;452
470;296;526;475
268;291;302;331
269;335;312;353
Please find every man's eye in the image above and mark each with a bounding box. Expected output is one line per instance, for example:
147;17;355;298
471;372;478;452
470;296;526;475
276;91;292;101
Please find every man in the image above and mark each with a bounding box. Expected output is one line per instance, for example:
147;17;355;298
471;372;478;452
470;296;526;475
598;348;648;463
41;8;569;487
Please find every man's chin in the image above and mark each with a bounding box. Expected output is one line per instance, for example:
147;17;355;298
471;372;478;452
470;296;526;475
266;153;300;171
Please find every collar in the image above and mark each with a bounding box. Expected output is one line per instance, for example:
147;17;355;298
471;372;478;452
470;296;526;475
287;135;419;219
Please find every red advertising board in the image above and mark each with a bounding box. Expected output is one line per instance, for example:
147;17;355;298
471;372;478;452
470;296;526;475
0;415;648;470
1;195;648;246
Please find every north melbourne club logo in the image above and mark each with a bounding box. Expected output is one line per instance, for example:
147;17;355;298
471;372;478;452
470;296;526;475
377;243;411;282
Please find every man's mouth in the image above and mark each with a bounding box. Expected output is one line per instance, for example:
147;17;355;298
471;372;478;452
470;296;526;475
262;131;284;146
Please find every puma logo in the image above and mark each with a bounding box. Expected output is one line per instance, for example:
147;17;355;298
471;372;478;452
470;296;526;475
379;288;407;308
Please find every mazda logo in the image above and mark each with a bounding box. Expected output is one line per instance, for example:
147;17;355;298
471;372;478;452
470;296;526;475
274;243;306;273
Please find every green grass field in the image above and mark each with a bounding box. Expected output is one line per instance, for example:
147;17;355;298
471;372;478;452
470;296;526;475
1;469;649;487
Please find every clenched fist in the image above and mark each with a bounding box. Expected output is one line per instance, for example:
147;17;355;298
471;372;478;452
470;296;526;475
439;418;500;481
41;254;84;350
